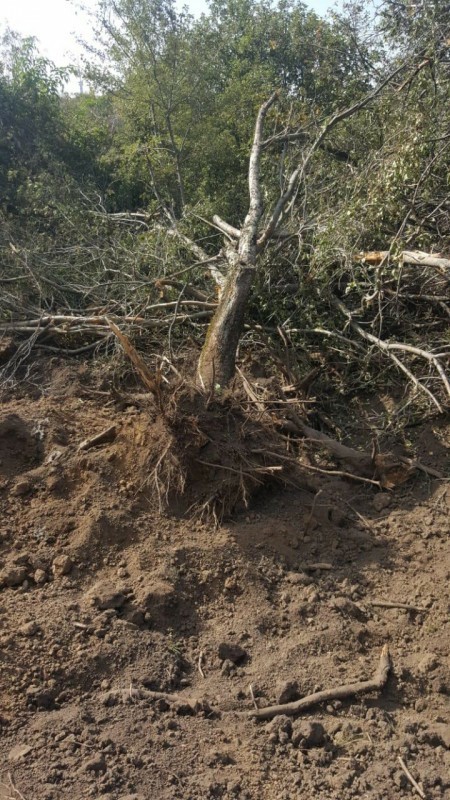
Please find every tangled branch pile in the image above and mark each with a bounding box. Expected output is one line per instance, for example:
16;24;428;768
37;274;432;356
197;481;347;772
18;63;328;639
1;1;449;429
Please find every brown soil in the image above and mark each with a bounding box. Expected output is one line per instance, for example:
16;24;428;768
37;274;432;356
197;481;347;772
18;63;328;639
0;359;449;800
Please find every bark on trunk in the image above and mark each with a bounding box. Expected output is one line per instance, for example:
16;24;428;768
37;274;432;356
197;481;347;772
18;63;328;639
197;92;279;390
197;254;254;389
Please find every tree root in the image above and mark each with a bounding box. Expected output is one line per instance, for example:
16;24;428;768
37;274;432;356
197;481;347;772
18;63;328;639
248;645;391;721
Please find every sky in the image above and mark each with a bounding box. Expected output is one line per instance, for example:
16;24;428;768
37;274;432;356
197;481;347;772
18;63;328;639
1;0;341;75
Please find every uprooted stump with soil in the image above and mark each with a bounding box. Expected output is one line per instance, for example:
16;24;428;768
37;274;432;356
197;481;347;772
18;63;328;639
147;389;309;522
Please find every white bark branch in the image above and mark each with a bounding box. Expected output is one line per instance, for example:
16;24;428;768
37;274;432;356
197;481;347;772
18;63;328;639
212;215;241;239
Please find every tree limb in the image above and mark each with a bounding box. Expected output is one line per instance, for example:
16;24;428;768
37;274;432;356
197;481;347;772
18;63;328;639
257;62;409;251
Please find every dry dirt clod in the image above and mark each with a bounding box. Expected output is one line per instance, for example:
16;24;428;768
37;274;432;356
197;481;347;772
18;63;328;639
417;653;440;674
372;492;392;511
10;479;33;497
52;554;73;577
277;680;301;705
18;621;39;637
221;658;236;676
81;752;107;774
94;589;127;611
117;794;145;800
34;568;47;584
286;571;313;586
8;744;33;762
0;565;29;587
292;721;327;749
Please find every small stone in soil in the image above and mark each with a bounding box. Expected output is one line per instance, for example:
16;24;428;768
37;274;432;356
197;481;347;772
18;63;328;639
277;680;300;704
52;554;73;577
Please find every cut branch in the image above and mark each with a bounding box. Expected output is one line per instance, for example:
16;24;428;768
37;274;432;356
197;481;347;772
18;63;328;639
357;250;450;275
212;215;241;239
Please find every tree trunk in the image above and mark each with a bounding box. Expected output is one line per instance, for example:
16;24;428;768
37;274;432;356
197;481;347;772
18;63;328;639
197;92;279;390
197;252;254;389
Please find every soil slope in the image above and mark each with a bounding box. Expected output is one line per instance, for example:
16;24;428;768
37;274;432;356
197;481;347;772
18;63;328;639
0;360;449;800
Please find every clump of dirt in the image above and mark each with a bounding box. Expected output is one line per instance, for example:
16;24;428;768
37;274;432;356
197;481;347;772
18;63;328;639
0;357;449;800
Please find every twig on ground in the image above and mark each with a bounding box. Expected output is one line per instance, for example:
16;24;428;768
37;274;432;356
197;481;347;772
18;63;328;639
3;774;27;800
397;757;426;799
340;498;375;531
249;684;258;710
401;458;443;479
304;488;323;535
248;645;390;720
78;425;117;451
300;562;334;571
198;651;206;679
369;600;427;613
302;463;382;487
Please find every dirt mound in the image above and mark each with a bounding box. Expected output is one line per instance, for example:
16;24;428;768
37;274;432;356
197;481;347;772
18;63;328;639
0;359;449;800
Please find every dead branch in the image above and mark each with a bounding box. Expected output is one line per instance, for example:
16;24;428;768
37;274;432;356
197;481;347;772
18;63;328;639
248;645;390;721
100;686;209;712
358;250;450;275
106;319;160;396
369;600;427;613
332;295;449;412
78;425;117;451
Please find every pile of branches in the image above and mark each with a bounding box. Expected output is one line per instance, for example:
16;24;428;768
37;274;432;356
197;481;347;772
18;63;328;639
1;171;449;420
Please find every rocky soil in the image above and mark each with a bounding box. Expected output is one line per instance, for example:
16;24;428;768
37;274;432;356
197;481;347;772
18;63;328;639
0;359;449;800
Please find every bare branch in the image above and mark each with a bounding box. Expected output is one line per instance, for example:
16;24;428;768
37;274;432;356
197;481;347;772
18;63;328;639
332;296;449;412
212;215;241;239
258;62;409;250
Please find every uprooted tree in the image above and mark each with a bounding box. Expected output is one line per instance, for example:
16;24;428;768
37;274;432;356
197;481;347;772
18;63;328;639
193;65;419;392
